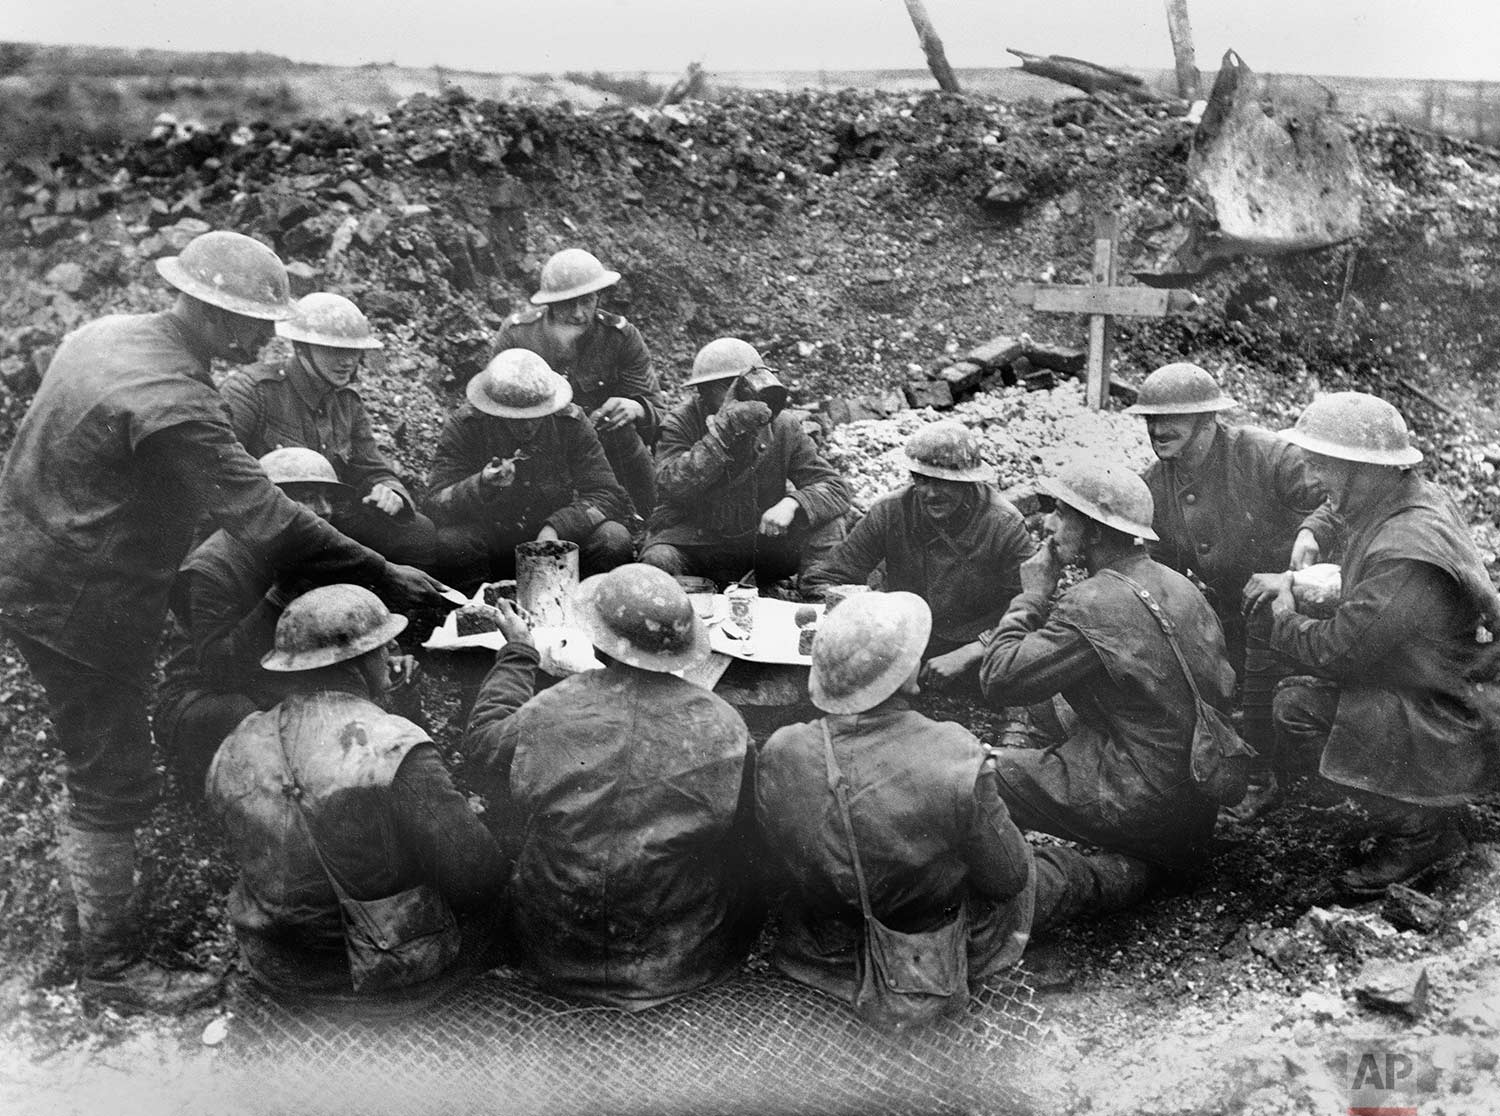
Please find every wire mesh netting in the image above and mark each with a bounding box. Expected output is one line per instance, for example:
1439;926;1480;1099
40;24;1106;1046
226;963;1045;1116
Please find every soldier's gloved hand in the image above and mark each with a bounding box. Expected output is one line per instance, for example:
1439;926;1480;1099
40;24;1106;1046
713;399;773;441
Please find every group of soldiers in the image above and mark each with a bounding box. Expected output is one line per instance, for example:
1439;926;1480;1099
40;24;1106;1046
1;226;1495;1022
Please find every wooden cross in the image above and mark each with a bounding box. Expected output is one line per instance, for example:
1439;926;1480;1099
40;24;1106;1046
1012;213;1198;409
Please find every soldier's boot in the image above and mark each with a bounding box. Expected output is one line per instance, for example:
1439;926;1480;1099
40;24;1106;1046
1339;808;1469;899
61;823;221;1014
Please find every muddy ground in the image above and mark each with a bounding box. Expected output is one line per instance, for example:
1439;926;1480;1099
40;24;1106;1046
2;81;1500;1114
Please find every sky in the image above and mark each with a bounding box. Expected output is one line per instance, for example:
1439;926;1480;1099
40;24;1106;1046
8;0;1499;81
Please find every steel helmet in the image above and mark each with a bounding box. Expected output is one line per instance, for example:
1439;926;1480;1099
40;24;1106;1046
276;292;383;350
1124;362;1238;415
155;230;294;320
810;591;932;715
1282;392;1422;466
571;563;710;672
530;248;621;305
261;584;407;672
466;349;573;418
683;337;767;387
904;421;991;483
258;447;352;496
1038;462;1159;541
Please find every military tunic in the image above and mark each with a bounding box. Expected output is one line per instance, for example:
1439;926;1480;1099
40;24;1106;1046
642;396;851;583
979;552;1233;868
495;308;663;516
1271;472;1500;805
754;699;1034;1002
802;485;1034;649
0;312;386;830
466;660;758;1010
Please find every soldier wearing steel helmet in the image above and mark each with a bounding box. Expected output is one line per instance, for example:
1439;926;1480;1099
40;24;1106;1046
1127;361;1339;819
495;248;665;519
208;585;523;1012
464;564;758;1009
640;337;852;586
155;449;363;797
1243;392;1500;895
755;590;1168;1014
221;291;438;566
427;348;633;583
978;462;1235;872
803;419;1034;672
0;230;448;1014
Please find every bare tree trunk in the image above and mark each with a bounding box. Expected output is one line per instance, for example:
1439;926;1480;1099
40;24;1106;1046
902;0;962;93
1163;0;1200;99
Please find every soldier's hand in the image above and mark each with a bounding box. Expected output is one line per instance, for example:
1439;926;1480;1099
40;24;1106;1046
1289;528;1321;571
384;564;449;612
758;497;799;537
1269;577;1297;620
493;598;535;648
535;524;561;543
714;399;773;440
1019;537;1062;598
387;651;420;691
363;483;404;517
590;396;644;434
1242;571;1292;615
919;642;985;690
481;456;518;490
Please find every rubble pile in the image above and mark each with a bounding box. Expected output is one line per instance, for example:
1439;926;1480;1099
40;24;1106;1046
824;382;1152;512
3;85;1498;506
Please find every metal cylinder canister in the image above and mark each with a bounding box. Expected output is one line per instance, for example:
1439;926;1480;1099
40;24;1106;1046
515;540;580;629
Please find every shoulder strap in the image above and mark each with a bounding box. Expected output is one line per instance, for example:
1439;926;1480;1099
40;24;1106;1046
1098;567;1208;707
820;719;877;922
273;705;355;903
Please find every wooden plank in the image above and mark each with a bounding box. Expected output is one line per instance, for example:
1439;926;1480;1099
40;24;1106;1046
1030;285;1173;316
1086;214;1118;410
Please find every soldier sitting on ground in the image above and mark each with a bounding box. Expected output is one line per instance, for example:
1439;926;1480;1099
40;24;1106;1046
156;448;352;796
465;564;760;1010
209;586;526;1015
222;292;438;567
803;420;1033;679
1245;392;1499;896
494;248;666;521
755;591;1169;1021
978;463;1236;875
640;338;851;587
427;349;634;586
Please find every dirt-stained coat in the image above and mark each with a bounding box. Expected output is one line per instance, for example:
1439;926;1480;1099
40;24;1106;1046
1144;423;1338;606
1272;471;1500;804
754;699;1035;1003
802;484;1034;647
466;661;759;1010
0;313;385;673
979;552;1233;867
646;396;851;546
494;308;665;439
221;354;415;509
426;402;630;542
209;679;512;998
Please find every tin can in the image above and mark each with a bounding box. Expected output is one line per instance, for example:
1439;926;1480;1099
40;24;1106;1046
726;585;756;637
